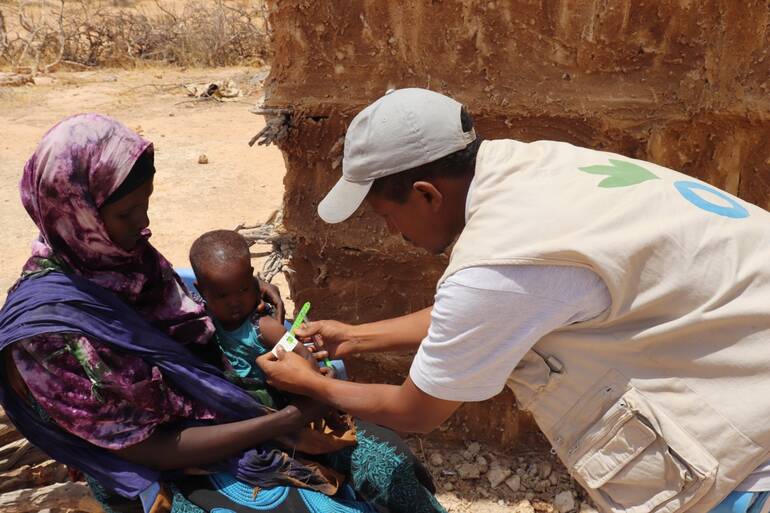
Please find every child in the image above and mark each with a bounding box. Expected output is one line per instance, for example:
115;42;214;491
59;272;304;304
189;229;326;403
188;230;446;513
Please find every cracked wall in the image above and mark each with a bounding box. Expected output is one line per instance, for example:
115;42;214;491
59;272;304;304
264;0;770;447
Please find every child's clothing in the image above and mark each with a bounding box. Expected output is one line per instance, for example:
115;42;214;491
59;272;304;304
213;308;285;409
214;311;269;381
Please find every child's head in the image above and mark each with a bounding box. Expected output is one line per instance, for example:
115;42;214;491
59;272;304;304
189;230;259;329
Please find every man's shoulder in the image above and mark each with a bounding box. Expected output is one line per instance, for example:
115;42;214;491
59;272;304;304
444;264;602;291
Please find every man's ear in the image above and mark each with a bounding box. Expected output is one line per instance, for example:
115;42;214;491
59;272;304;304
413;181;443;212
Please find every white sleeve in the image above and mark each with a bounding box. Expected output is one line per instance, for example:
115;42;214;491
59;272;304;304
409;265;610;402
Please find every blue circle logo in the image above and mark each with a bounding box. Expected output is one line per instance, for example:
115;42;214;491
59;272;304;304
674;180;749;219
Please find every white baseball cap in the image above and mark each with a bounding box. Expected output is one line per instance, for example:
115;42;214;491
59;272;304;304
317;88;477;224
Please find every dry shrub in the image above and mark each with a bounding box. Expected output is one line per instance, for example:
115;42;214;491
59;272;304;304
0;0;270;72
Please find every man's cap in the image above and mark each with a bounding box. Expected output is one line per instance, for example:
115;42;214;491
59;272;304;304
318;88;476;224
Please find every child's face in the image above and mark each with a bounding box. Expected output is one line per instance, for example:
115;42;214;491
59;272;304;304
196;258;259;330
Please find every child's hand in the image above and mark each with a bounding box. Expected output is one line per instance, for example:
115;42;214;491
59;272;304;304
292;340;323;367
294;341;335;376
254;277;285;323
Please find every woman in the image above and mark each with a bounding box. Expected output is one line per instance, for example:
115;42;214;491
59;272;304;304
0;114;444;513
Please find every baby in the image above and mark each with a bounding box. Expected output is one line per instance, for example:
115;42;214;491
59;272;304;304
189;230;328;405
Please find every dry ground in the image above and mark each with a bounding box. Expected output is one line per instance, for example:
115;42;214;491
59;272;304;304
0;66;284;301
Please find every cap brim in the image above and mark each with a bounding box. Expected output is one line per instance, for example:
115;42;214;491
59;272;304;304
317;178;373;224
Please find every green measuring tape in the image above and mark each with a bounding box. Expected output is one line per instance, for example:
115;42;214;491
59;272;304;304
276;302;333;368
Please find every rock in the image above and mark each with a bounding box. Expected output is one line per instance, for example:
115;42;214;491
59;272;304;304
198;154;209;164
32;76;55;86
443;482;454;492
429;452;443;467
533;499;555;513
527;463;538;476
539;461;553;479
487;466;512;488
555;491;576;513
505;474;522;492
448;452;464;466
457;462;481;479
533;479;548;492
549;473;559;486
525;492;536;501
513;499;536;513
476;455;489;473
579;502;599;513
464;442;480;458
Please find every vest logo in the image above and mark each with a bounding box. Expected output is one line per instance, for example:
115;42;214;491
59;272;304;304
579;159;751;219
578;159;659;188
674;180;749;219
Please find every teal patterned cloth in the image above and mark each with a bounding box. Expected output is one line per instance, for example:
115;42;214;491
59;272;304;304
85;421;445;513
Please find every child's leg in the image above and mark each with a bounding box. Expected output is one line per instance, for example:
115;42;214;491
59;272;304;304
324;421;447;513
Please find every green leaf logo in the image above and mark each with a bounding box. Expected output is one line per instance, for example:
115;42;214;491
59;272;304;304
578;159;659;188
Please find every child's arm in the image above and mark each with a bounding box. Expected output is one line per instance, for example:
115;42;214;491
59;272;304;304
258;315;332;373
258;315;287;348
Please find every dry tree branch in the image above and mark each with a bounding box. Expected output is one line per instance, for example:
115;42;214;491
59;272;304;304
42;0;64;73
1;0;271;70
0;10;9;57
236;211;294;283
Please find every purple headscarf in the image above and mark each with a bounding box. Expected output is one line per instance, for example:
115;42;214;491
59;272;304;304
19;113;212;344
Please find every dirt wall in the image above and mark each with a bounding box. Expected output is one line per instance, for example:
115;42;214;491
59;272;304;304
263;0;770;448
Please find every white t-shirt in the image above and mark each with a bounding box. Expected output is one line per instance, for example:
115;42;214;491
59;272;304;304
410;264;609;402
409;263;770;491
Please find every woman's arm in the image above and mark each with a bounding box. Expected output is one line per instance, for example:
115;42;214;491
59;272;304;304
114;398;325;470
9;334;326;472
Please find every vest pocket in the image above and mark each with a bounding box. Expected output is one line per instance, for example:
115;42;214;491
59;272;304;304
567;389;717;513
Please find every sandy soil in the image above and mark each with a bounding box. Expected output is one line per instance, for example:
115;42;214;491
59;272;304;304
0;66;286;302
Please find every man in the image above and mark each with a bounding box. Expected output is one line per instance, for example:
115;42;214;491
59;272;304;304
259;88;770;513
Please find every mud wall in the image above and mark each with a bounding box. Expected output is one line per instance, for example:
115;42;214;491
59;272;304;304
263;0;770;447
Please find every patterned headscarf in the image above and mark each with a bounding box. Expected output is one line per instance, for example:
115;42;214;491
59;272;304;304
19;113;213;344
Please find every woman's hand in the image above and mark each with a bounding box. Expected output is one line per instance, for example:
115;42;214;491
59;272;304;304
288;394;331;426
294;320;359;359
254;278;285;323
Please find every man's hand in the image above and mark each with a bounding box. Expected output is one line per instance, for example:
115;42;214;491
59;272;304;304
295;320;359;359
257;349;324;396
255;278;285;323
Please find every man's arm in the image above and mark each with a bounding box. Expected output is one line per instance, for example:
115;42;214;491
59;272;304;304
294;306;432;359
258;349;460;433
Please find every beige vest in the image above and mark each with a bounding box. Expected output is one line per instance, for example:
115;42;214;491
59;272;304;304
440;139;770;513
